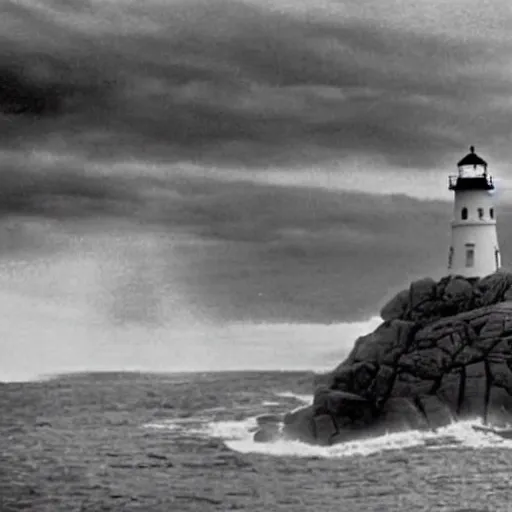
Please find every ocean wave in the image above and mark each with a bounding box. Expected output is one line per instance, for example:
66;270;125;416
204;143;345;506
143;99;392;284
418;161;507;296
273;391;313;404
145;413;512;458
211;417;512;458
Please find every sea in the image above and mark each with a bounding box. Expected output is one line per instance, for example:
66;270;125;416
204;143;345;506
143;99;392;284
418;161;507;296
1;218;512;511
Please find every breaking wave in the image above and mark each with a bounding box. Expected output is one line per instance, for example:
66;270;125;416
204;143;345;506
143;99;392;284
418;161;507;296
211;418;512;458
145;415;512;458
273;391;313;404
144;389;512;459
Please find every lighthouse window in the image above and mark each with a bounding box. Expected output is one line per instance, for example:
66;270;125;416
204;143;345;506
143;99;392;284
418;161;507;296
490;208;494;219
465;244;475;268
478;208;484;220
461;207;468;220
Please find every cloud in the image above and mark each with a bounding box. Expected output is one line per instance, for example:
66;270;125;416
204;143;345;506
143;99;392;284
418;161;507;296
0;153;137;217
1;0;512;175
3;155;512;324
122;176;512;322
3;0;512;329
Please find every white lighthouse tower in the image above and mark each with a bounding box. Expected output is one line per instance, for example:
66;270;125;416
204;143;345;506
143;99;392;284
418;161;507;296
447;146;501;278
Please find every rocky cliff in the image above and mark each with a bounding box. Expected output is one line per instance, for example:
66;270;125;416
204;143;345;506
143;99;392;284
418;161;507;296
255;271;512;445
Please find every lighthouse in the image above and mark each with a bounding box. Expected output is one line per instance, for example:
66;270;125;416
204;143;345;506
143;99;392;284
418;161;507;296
447;146;501;278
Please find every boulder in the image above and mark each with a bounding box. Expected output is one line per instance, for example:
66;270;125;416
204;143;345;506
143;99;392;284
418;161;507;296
313;387;368;415
392;371;436;398
348;320;416;366
415;395;454;429
312;387;375;428
282;406;316;443
373;397;428;433
313;414;338;445
256;414;283;427
409;277;437;311
442;277;473;305
253;425;280;443
378;274;512;324
380;289;409;321
473;272;512;308
273;271;512;446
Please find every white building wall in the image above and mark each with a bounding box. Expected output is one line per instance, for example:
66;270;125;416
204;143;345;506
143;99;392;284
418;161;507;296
449;189;500;278
452;189;495;223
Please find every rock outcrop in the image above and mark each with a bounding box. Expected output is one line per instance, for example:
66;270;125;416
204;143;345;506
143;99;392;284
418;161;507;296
255;271;512;445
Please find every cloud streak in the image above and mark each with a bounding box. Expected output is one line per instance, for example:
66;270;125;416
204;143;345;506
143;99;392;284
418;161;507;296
2;0;512;174
3;1;512;333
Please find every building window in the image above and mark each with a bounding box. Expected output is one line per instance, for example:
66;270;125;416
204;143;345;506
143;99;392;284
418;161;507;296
490;208;494;219
465;244;475;268
495;248;500;269
478;208;484;220
461;207;468;220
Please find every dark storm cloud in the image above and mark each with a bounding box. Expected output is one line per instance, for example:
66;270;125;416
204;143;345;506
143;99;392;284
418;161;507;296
3;1;512;328
2;0;512;170
143;172;446;244
133;174;512;322
0;162;137;217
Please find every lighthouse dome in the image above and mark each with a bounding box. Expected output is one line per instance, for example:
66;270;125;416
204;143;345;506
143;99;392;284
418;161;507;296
457;146;487;168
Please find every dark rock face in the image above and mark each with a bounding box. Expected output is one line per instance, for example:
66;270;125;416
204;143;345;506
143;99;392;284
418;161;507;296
275;272;512;446
253;426;280;443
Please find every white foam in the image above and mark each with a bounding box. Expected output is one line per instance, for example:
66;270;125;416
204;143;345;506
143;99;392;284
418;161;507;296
274;391;313;404
143;407;512;459
207;417;261;440
144;417;208;437
204;417;512;458
144;422;181;431
427;419;512;450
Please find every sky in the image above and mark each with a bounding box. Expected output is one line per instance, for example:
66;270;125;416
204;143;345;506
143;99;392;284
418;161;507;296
1;0;512;328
